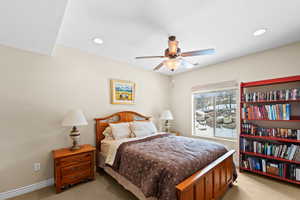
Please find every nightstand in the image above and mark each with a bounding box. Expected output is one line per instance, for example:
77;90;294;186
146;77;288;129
169;131;180;136
52;144;96;193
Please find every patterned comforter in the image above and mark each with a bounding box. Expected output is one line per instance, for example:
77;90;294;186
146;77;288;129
112;134;236;200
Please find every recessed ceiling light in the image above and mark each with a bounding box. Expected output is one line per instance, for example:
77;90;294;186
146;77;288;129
93;38;103;44
253;29;267;36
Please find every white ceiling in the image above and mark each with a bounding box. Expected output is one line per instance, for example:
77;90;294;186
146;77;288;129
0;0;68;55
1;0;300;74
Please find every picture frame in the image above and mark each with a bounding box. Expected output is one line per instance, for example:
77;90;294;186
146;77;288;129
110;79;135;104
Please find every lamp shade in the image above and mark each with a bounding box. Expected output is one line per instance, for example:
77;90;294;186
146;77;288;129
160;110;174;120
62;110;88;127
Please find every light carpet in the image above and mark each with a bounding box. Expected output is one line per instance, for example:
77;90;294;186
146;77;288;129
9;171;300;200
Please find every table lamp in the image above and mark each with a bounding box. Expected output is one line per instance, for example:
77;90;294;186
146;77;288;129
62;109;88;150
160;110;174;132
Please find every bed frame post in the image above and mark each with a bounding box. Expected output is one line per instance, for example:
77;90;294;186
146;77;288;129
95;119;103;173
176;150;235;200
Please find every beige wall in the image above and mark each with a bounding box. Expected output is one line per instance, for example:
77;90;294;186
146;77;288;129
0;45;170;192
170;42;300;159
1;41;300;193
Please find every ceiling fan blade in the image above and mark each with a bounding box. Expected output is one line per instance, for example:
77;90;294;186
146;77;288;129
135;56;165;59
181;48;215;57
153;62;164;71
180;59;194;69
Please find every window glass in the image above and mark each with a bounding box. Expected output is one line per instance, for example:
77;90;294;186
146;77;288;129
193;89;237;138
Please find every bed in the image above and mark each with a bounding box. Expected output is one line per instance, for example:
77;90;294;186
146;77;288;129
95;111;236;200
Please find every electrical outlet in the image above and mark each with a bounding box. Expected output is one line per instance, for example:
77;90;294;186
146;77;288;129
34;163;40;171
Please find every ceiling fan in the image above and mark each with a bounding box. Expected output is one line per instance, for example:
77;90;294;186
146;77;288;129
135;36;215;72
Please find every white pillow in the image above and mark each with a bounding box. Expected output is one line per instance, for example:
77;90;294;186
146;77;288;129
103;127;113;140
130;121;157;138
109;122;131;140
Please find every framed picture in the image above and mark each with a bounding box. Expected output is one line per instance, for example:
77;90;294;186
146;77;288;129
110;79;135;104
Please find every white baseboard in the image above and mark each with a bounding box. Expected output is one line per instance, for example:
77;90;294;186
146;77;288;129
0;178;54;200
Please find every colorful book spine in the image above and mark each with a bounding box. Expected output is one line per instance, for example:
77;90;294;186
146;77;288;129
241;104;291;120
243;88;300;102
241;123;300;139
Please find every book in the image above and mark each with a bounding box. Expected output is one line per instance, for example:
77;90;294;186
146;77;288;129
286;104;291;120
240;138;299;160
242;156;292;179
293;147;300;162
242;123;300;140
289;145;298;160
296;168;300;181
287;164;300;181
243;88;300;102
262;159;266;172
282;104;286;120
241;104;291;120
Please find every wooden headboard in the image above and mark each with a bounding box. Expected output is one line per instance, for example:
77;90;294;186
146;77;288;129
94;111;151;151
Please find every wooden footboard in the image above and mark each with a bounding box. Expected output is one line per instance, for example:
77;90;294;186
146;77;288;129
176;150;235;200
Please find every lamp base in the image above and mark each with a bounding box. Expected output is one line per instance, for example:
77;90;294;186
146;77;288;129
164;120;171;132
70;126;81;151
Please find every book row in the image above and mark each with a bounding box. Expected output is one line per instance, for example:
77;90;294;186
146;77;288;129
241;104;291;120
241;123;300;139
241;157;300;181
242;88;300;102
287;164;300;181
240;138;300;161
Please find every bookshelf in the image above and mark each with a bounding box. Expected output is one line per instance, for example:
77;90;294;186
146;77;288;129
240;75;300;185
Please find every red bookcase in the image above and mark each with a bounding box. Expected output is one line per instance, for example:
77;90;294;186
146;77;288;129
240;75;300;185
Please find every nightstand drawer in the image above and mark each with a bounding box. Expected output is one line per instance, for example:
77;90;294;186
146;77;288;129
61;162;91;176
53;145;96;193
59;153;91;167
62;169;91;185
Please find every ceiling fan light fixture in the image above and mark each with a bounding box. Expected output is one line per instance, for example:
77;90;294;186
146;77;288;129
135;35;216;72
164;59;180;72
168;36;179;55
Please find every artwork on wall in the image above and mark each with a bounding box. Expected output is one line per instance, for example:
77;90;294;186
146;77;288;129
110;79;135;104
